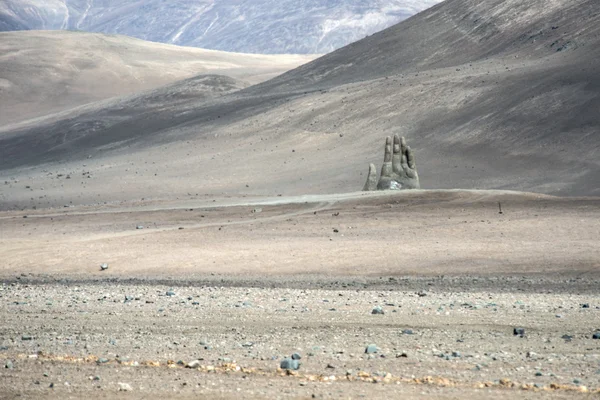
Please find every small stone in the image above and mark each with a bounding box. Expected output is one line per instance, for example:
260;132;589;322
592;332;600;340
291;352;302;360
166;290;176;297
326;363;335;369
396;352;408;358
513;327;525;336
100;263;109;271
136;225;144;230
401;329;414;335
280;358;300;370
186;360;202;368
118;382;133;392
452;351;461;358
97;358;109;364
21;335;33;341
371;305;384;315
535;371;543;376
526;351;537;358
581;303;590;308
5;360;13;369
365;344;378;354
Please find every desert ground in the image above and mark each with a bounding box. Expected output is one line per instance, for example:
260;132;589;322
1;0;600;399
1;190;600;399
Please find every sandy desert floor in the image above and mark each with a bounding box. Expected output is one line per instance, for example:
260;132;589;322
1;189;600;399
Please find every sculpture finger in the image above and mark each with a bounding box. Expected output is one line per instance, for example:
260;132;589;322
380;136;393;177
383;136;392;163
406;145;416;170
392;134;402;174
362;163;378;191
400;136;407;154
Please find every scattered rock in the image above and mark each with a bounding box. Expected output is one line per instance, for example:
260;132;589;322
5;360;13;369
371;305;384;315
291;352;302;360
365;344;378;354
513;327;525;337
100;263;109;271
592;332;600;340
166;290;176;297
21;335;33;341
280;358;300;370
186;360;202;368
401;329;414;335
118;382;133;392
136;225;144;230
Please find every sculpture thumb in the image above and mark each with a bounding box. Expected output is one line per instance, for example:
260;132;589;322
363;163;378;191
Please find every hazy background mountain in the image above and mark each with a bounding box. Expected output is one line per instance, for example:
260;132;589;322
0;0;441;54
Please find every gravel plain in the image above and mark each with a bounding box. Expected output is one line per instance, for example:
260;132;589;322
1;190;599;399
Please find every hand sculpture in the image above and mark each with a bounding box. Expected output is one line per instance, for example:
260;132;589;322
363;135;420;191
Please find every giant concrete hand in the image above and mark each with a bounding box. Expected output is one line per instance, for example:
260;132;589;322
363;135;420;191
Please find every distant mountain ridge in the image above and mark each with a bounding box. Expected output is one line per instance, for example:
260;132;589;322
0;0;441;54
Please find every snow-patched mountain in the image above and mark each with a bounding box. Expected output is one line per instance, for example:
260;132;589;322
0;0;441;54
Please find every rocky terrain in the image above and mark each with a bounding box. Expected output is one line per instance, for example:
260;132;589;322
2;278;600;399
0;0;441;54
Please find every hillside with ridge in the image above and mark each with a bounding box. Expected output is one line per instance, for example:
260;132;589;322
1;0;599;211
0;30;316;125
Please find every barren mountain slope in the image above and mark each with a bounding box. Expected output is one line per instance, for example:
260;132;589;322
1;0;599;210
0;30;317;125
0;0;441;54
